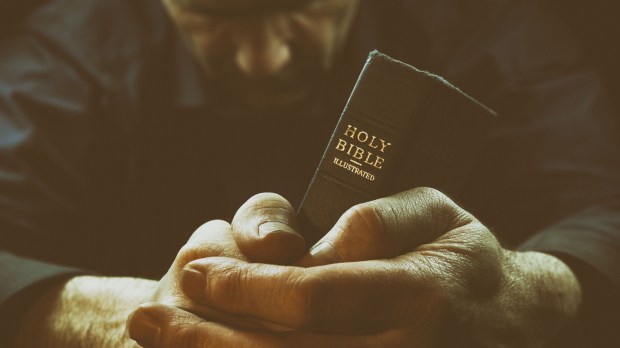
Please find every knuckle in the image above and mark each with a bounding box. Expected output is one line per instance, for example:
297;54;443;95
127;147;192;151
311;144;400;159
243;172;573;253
414;187;450;211
331;201;406;259
192;220;230;240
177;220;233;264
176;243;225;267
176;244;202;266
412;187;474;228
289;272;328;328
411;187;451;209
413;186;445;199
177;239;239;267
341;203;385;242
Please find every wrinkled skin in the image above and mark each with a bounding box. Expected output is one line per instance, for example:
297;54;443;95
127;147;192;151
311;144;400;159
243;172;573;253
128;188;581;348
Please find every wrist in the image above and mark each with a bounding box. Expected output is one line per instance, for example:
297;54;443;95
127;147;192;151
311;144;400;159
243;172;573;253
500;250;583;344
14;276;157;348
508;251;582;316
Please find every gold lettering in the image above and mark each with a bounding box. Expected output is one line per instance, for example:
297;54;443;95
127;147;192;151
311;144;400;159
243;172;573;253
379;140;392;153
336;126;392;170
357;131;369;143
344;125;357;139
346;143;355;156
332;157;376;182
353;146;364;160
367;136;380;149
363;151;375;165
374;156;385;169
336;138;347;152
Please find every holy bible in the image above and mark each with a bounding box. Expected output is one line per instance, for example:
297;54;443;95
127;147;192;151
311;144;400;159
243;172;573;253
297;51;497;245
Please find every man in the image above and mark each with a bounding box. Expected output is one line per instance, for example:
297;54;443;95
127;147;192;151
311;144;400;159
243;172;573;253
1;0;619;347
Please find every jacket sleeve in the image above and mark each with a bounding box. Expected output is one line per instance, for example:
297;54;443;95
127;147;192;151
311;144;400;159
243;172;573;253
435;1;620;345
0;28;97;345
433;0;620;289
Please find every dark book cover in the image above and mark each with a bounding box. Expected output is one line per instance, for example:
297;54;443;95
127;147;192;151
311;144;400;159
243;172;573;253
297;51;497;245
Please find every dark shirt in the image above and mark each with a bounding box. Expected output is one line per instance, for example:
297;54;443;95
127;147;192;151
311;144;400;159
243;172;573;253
1;0;619;346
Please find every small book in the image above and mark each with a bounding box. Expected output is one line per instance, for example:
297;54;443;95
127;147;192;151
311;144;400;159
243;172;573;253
297;51;497;245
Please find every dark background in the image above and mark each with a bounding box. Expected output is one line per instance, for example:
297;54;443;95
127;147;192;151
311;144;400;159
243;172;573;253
546;0;620;116
2;0;619;116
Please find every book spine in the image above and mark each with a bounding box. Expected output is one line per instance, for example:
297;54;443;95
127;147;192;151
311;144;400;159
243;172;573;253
297;51;495;245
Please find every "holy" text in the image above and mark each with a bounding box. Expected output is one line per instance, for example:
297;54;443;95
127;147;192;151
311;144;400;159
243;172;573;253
334;124;392;169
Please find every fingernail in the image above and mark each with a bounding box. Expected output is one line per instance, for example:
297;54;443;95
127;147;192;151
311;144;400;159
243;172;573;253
128;305;162;348
258;221;296;237
181;266;206;301
308;242;342;265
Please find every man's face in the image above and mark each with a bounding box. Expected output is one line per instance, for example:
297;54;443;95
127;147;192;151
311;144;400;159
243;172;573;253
162;0;360;110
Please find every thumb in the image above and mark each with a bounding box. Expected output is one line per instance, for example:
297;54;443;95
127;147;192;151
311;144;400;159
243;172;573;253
231;193;307;265
297;187;473;267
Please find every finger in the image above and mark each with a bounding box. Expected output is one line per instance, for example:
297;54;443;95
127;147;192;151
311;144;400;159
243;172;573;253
180;257;443;333
127;303;419;348
173;220;247;269
231;193;306;265
127;302;276;348
157;220;292;334
157;220;249;323
297;187;474;267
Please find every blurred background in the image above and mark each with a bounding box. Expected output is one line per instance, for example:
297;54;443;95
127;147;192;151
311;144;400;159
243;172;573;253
2;0;619;113
546;0;620;116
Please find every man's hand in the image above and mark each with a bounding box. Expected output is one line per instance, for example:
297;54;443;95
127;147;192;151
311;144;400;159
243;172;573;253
13;276;156;348
128;188;583;347
142;199;306;333
15;195;304;348
13;221;243;348
125;194;308;347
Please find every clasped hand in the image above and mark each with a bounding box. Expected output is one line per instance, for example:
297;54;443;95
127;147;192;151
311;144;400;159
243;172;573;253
126;188;581;347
